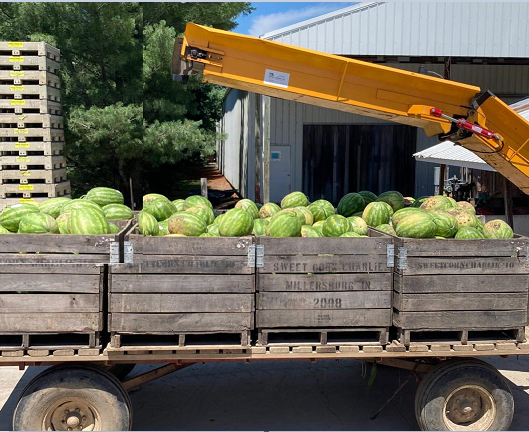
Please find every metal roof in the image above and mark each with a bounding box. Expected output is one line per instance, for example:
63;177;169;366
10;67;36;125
262;2;529;58
413;141;496;171
510;96;529;121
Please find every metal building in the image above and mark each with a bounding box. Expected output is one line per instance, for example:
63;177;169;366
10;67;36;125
217;2;529;204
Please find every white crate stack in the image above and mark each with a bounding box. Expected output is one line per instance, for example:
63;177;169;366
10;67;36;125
0;41;70;210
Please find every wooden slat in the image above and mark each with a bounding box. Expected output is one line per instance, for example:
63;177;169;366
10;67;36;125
394;274;529;293
110;313;252;332
111;294;253;313
257;236;389;255
261;254;389;274
258;291;391;310
132;235;253;256
110;274;254;293
0;255;105;273
0;274;101;293
257;309;391;327
0;313;101;332
397;257;528;275
258;273;391;291
0;233;120;254
393;292;527;311
0;294;99;312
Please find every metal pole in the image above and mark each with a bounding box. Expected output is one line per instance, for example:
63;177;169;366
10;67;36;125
200;178;208;198
263;96;271;203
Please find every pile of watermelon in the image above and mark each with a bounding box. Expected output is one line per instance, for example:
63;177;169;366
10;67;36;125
0;187;132;235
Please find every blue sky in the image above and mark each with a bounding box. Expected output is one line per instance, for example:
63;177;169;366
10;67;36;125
235;3;356;37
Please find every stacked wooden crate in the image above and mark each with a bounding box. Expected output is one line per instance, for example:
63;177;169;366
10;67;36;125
0;41;69;210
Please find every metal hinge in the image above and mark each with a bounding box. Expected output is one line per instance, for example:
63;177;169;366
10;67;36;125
248;245;264;268
386;244;395;268
110;242;120;264
397;247;408;270
124;241;133;264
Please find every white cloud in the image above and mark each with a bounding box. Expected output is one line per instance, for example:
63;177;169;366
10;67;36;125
248;4;350;37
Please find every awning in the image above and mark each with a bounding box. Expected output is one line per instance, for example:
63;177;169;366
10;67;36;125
413;141;496;172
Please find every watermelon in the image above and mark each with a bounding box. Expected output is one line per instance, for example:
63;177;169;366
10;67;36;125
213;213;225;226
143;198;177;221
102;204;133;220
413;196;430;208
420;195;453;211
380;202;394;217
0;225;10;234
61;199;104;216
404;197;416;207
358;191;378;206
296;206;314;225
455;227;485;239
18;213;59;234
218;208;253;237
166;234;186;237
308;200;334;222
184;195;213;210
186;204;215;225
337;193;365;217
346;216;368;236
475;217;484;232
482;219;514;239
200;233;218;237
447;197;457;208
259;202;281;219
280;191;308;209
446;209;479;230
207;224;220;235
39;197;71;218
56;213;71;234
395;213;436;238
301;225;323;237
235;199;259;220
144;193;169;204
456;201;476;215
168;212;207;236
313;220;325;228
340;232;362;238
68;209;108;235
0;204;40;232
173;199;186;212
429;211;459;238
362;202;390;227
138;211;159;236
322;215;351;237
158;220;169;236
376;224;396;236
86;187;124;206
275;208;306;226
252;219;269;236
107;222;120;234
266;211;302;237
377;191;404;212
392;207;426;228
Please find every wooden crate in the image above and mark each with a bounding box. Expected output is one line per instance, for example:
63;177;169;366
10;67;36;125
255;231;393;345
0;99;61;115
0;220;132;350
0;180;70;199
0;141;64;157
0;55;60;74
0;70;60;88
0;168;67;185
0;127;64;142
0;85;61;102
0;42;60;61
108;228;256;347
0;114;63;129
393;236;529;345
0;154;66;170
0;197;49;211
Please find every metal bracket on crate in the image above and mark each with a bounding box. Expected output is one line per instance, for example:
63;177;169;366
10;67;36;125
397;247;408;270
109;242;120;264
386;244;395;268
124;241;134;264
248;245;264;268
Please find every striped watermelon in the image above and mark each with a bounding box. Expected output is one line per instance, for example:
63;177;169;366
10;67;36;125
107;222;120;234
392;207;426;228
219;208;253;237
456;201;476;215
413;196;430;208
455;227;485;239
358;191;378;206
138;211;159;236
280;191;308;209
404;197;415;207
259;202;281;219
39;197;71;218
0;225;10;234
346;216;368;235
68;209;108;235
362;202;390;227
475;217;484;232
275;208;306;226
380;202;394;217
0;204;40;232
166;234;186;237
184;195;213;210
376;224;396;236
61;199;104;216
447;197;457;208
337;193;365;217
144;193;169;204
296;206;314;225
429;211;459;238
200;233;218;237
86;187;124;206
395;213;436;238
267;211;302;237
445;209;479;230
313;220;325;229
252;218;269;236
207;224;220;235
301;225;323;237
18;213;59;234
186;204;215;225
102;204;133;220
323;215;351;237
420;195;453;211
235;199;259;220
213;213;225;226
308;200;334;222
158;220;169;236
143;198;177;221
377;191;404;212
56;213;71;234
483;219;514;239
168;212;207;236
173;199;186;212
340;231;362;237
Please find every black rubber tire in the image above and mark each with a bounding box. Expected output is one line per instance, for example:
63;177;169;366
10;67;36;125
415;358;514;431
13;363;133;431
106;364;136;381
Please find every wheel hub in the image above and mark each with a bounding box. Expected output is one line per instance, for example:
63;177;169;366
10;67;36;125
443;385;496;431
46;400;98;431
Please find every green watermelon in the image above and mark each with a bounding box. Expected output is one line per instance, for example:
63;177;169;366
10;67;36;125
308;200;334;222
18;213;59;234
138;211;159;236
313;220;325;228
404;197;416;207
475;217;484;232
346;216;368;236
107;222;120;234
235;199;259;220
168;212;207;236
429;211;459;238
280;191;308;209
143;198;177;221
184;195;213;210
483;219;514;239
413;196;430;208
213;213;225;226
340;231;362;238
358;191;378;206
420;195;453;211
68;209;108;235
266;211;302;237
0;225;10;234
166;234;186;237
38;197;71;218
380;202;394;217
186;204;215;225
323;215;351;237
61;199;104;216
200;233;218;237
207;224;220;235
144;193;169;204
56;213;71;234
102;204;133;220
259;202;281;219
455;227;485;239
252;218;269;236
456;201;476;215
275;208;306;226
395;212;436;238
158;219;169;236
376;224;396;236
377;191;404;212
86;187;124;206
337;193;365;217
301;225;323;237
218;208;253;237
362;202;390;227
0;204;40;232
296;206;314;225
173;199;186;212
392;207;426;228
447;197;457;208
446;209;479;230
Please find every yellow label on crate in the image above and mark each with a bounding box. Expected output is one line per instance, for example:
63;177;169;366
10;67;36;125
14;129;28;134
10;85;25;92
10;100;25;106
16;157;29;162
8;56;24;62
18;184;34;191
20;171;31;176
9;71;24;77
15;143;30;148
19;198;35;204
8;42;24;48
